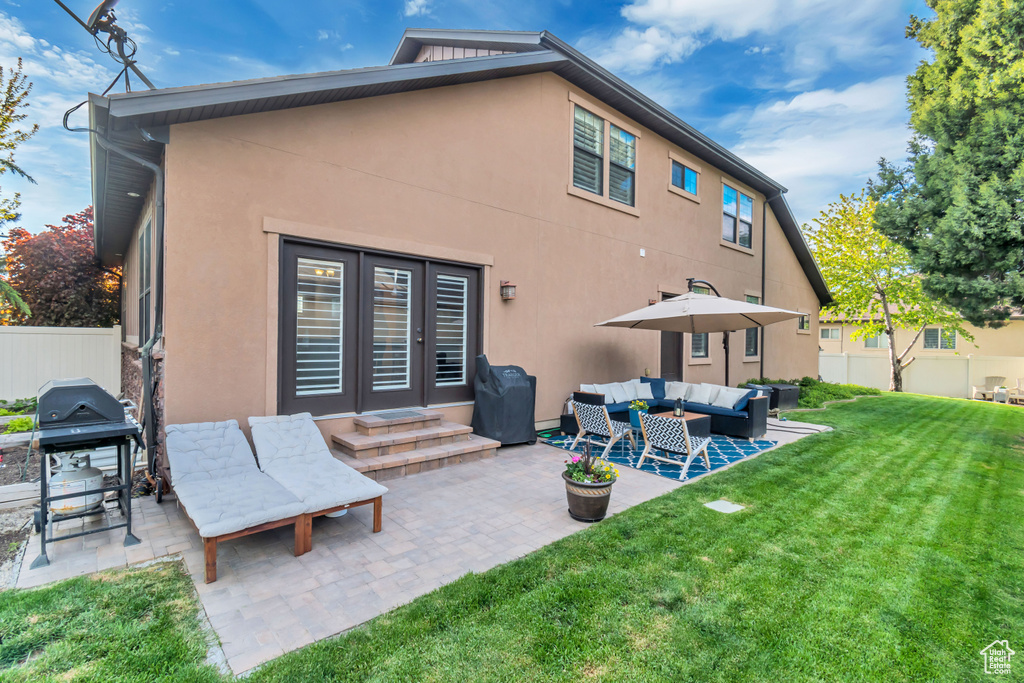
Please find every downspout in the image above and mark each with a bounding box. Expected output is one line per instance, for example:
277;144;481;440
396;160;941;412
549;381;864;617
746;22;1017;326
93;132;165;478
760;192;782;380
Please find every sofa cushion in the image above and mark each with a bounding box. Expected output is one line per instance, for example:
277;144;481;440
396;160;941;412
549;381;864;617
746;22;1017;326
665;381;691;401
641;376;666;399
733;389;758;411
684;403;748;419
632;379;655;400
580;383;597;394
594;383;618;404
616;381;638;402
687;383;714;405
606;401;631;414
712;386;750;409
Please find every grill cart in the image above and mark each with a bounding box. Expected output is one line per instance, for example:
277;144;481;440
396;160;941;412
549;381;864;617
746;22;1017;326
30;379;144;570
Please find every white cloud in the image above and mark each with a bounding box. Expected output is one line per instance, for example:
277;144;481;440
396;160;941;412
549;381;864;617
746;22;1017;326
727;76;910;223
404;0;431;17
587;0;903;81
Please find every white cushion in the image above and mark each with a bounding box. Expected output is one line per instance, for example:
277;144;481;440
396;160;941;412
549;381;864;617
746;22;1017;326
617;381;638;401
165;420;259;485
702;383;723;405
580;384;597;394
249;413;388;514
687;383;713;404
712;386;749;409
174;474;306;538
665;381;691;401
632;380;655;400
593;383;617;404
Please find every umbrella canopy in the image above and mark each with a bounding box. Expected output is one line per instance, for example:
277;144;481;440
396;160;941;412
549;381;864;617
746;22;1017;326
595;292;803;333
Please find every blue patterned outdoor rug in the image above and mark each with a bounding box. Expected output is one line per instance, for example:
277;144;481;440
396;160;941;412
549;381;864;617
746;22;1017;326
545;432;777;483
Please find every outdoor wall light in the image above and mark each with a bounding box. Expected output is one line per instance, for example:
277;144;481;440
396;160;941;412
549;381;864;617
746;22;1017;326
648;299;657;306
126;192;141;198
500;281;517;301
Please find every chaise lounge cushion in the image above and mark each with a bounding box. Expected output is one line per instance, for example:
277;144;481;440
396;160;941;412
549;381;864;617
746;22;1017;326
248;413;388;514
165;420;306;538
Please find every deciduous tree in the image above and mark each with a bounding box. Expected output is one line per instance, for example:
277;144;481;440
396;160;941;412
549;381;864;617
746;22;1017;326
807;192;971;392
871;0;1024;326
2;207;120;327
0;58;38;319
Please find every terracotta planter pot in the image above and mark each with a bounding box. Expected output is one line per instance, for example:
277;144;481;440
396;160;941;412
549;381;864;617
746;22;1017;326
562;471;614;522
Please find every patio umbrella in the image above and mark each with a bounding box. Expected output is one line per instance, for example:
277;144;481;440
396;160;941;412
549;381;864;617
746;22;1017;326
595;291;804;385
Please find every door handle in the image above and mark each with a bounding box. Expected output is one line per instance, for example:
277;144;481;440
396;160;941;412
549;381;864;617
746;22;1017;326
417;337;424;343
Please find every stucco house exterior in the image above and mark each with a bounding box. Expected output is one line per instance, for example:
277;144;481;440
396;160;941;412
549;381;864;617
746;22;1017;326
88;29;831;459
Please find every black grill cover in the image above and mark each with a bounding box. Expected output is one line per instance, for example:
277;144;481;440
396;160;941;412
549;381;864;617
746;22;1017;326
471;355;537;446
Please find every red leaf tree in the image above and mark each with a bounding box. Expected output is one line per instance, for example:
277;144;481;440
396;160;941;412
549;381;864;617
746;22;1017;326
1;207;120;327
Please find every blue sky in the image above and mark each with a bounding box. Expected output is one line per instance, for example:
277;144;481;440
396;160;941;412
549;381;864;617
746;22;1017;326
3;0;930;234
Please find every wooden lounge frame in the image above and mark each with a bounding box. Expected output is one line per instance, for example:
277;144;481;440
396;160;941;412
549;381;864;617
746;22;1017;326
172;485;383;582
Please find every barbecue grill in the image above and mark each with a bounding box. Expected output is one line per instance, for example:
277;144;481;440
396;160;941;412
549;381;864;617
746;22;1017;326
30;378;144;570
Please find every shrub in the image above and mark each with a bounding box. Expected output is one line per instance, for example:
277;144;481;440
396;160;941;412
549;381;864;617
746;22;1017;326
0;397;37;416
742;377;881;409
3;416;34;434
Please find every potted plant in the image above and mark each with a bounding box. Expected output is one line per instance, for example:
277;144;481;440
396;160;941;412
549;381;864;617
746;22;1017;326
562;438;620;522
628;399;649;428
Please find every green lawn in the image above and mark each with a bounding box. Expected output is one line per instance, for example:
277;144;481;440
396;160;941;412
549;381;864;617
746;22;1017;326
1;394;1021;682
0;562;221;682
251;394;1023;682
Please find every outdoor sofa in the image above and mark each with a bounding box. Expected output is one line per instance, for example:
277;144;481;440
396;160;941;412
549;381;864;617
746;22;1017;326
569;378;768;440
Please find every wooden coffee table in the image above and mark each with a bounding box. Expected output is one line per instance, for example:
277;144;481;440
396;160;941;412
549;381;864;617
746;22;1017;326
649;410;711;439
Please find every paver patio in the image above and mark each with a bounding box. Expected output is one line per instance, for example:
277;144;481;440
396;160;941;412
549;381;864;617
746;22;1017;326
14;419;826;675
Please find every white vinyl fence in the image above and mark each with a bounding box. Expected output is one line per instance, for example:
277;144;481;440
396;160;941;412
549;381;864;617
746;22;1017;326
820;352;1024;398
0;326;121;401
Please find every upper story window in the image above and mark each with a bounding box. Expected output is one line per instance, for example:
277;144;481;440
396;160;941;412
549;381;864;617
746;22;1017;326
571;104;637;208
671;161;698;195
609;125;636;206
924;327;956;350
723;184;754;249
820;327;841;340
572;106;604;196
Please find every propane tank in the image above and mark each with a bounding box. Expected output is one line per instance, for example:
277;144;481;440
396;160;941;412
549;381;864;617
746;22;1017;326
49;452;104;515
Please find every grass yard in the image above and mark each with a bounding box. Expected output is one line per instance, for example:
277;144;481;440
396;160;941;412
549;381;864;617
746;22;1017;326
251;394;1023;682
0;562;221;682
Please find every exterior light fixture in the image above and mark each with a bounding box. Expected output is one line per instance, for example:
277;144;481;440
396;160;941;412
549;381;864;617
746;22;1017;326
500;281;517;301
648;299;657;306
126;191;141;198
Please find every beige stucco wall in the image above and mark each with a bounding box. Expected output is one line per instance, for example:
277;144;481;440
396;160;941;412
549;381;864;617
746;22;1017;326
159;72;821;434
818;321;1024;358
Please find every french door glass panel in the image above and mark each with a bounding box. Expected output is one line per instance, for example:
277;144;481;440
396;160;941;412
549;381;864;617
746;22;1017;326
435;274;468;386
295;258;344;395
372;267;413;391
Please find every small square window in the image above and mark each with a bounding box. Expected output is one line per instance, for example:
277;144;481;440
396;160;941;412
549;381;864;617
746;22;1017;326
864;334;889;349
692;332;709;358
671;160;698;195
924;328;956;350
797;315;811;331
820;328;840;340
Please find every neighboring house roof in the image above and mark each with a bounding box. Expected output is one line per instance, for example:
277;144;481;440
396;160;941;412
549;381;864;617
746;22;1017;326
89;28;831;305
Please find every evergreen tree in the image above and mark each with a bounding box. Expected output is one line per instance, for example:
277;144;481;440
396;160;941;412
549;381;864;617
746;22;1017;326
871;0;1024;326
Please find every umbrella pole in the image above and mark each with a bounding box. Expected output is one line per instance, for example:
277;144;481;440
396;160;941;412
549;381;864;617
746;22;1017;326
723;331;730;387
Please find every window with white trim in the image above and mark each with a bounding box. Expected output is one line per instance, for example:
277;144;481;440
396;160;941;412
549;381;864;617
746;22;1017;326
572;104;637;207
745;295;760;357
864;333;889;349
723;184;754;248
924;327;956;350
820;327;841;340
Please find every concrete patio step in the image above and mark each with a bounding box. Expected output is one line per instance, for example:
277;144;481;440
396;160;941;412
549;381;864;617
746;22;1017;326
332;420;473;459
331;433;501;481
353;409;443;436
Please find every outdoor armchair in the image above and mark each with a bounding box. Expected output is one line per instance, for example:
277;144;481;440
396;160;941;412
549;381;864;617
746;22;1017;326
637;412;712;481
570;392;637;458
